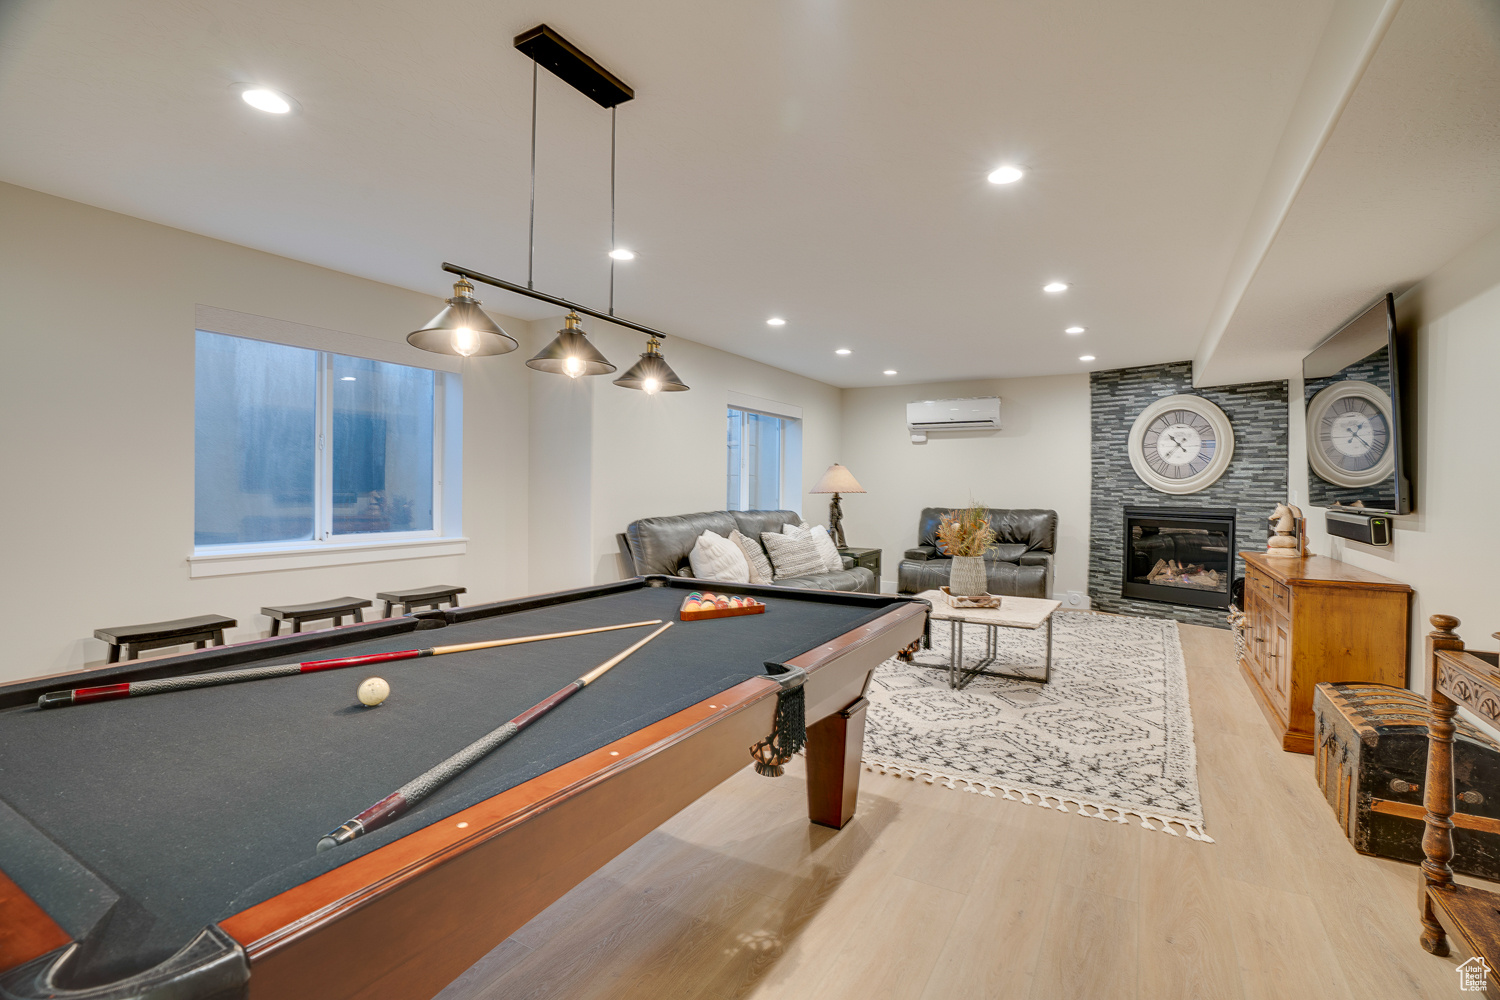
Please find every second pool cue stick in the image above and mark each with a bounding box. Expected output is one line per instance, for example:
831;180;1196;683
317;621;674;852
37;619;664;709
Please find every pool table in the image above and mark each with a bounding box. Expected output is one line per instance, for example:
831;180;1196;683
0;577;925;1000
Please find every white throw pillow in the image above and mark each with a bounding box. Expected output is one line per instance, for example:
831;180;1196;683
807;524;844;573
781;520;810;537
688;530;750;583
761;531;825;580
729;529;774;585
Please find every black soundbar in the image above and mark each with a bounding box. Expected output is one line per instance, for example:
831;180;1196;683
1325;508;1392;546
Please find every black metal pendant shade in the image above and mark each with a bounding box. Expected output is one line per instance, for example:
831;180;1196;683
526;313;615;377
407;278;519;357
613;338;688;392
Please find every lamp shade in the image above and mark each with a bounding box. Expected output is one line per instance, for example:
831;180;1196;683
407;278;519;357
810;463;865;494
526;313;616;376
613;338;689;392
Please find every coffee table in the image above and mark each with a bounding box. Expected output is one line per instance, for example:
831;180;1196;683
914;589;1063;688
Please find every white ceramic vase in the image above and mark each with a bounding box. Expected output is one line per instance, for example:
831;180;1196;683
948;555;987;596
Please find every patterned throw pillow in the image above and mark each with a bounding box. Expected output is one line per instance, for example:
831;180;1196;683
761;531;825;580
729;529;774;585
688;530;750;583
781;520;811;537
806;524;844;573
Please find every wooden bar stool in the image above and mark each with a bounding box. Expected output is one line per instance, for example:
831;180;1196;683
376;585;466;618
261;597;374;636
94;615;237;663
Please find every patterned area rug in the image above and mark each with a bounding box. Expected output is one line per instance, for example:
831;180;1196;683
862;610;1212;841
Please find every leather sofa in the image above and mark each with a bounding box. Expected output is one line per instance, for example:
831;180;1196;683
898;507;1057;598
617;509;878;593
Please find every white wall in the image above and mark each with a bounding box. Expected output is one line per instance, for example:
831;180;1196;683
0;183;531;681
520;315;845;589
838;376;1092;595
1289;221;1500;691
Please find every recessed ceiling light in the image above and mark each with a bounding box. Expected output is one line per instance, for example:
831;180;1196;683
1079;355;1095;362
1065;326;1086;335
1043;281;1069;294
339;376;357;381
987;165;1024;185
766;317;786;326
239;87;294;114
883;369;898;375
608;248;635;260
835;349;852;355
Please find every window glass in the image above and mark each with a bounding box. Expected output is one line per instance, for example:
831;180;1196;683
727;407;797;511
331;356;434;534
195;331;449;547
745;412;782;509
194;332;317;545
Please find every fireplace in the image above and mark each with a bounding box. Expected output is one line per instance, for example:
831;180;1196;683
1122;507;1236;609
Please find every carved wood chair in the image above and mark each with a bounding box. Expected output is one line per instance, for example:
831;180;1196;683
1420;614;1500;990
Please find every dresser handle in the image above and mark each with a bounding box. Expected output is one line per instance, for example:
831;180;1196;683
1461;790;1485;805
1390;779;1419;794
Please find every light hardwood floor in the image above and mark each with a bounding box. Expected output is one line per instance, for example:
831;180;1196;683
435;624;1466;999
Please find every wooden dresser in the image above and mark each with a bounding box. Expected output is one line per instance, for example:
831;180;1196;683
1239;551;1412;753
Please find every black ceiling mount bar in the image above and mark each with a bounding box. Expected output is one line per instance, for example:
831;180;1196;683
442;262;670;341
514;24;634;109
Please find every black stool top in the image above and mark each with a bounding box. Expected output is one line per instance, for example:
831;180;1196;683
375;585;466;603
94;615;237;644
261;597;373;620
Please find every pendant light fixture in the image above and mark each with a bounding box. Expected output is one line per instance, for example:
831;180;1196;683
406;277;518;357
614;336;689;393
527;312;616;377
407;24;688;392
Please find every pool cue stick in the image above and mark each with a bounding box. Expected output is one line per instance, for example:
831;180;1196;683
317;621;674;852
36;620;664;710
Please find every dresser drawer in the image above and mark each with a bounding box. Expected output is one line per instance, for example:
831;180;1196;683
1273;580;1291;614
1247;567;1274;605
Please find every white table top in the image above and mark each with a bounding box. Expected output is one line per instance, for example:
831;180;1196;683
914;590;1063;630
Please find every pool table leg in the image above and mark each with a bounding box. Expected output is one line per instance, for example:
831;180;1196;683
805;696;870;829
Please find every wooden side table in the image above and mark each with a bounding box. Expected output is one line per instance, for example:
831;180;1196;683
837;547;881;581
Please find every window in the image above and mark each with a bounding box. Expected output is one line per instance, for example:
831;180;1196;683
194;331;454;549
726;406;801;511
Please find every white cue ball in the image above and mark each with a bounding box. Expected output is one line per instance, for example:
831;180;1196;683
357;676;390;707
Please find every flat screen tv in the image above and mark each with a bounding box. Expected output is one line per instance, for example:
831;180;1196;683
1302;293;1411;514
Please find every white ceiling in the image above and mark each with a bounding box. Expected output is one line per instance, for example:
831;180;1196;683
4;0;1482;389
1197;0;1500;385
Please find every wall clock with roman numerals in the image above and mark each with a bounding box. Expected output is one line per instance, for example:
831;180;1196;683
1306;380;1395;489
1127;394;1236;495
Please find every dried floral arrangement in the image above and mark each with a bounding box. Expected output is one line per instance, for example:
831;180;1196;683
935;502;997;557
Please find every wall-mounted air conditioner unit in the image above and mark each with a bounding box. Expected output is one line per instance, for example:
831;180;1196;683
906;397;1001;443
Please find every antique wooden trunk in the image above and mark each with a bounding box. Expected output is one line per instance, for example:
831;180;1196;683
1314;681;1500;878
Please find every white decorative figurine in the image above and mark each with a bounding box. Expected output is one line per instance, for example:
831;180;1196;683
1267;502;1303;558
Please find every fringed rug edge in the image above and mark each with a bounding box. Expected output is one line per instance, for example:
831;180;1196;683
859;754;1216;843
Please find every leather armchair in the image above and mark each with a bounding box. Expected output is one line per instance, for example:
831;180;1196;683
897;507;1057;598
617;509;878;593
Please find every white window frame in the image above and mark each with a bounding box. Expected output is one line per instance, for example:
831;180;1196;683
187;306;466;577
726;392;803;514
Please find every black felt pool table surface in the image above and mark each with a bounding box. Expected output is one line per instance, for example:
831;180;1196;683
0;583;897;980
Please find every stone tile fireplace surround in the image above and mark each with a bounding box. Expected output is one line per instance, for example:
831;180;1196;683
1089;361;1289;628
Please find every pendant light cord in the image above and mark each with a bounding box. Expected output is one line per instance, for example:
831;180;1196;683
528;58;538;290
609;105;617;315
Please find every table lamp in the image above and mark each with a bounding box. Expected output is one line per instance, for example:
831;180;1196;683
810;464;866;548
